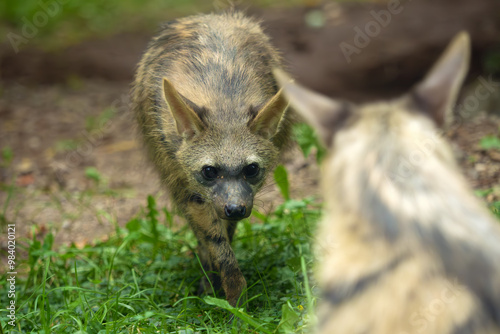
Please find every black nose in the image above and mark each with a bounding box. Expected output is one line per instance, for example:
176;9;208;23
224;204;246;219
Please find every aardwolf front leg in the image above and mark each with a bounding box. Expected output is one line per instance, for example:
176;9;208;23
187;204;247;307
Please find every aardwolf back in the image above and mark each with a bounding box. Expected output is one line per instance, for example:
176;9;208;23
132;12;291;307
276;33;500;333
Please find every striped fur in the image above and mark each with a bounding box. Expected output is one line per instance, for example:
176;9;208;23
275;33;500;333
131;12;292;307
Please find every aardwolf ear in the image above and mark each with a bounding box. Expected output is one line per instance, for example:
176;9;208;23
163;78;205;139
273;69;351;148
411;32;470;127
249;88;289;139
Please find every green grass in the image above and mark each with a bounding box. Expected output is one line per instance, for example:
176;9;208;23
480;134;500;151
475;186;500;221
293;123;326;164
2;124;500;333
476;131;500;219
0;168;321;333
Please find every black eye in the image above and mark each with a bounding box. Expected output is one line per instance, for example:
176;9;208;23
202;166;218;180
243;163;260;178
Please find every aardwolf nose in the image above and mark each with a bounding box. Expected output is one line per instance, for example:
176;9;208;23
224;204;246;219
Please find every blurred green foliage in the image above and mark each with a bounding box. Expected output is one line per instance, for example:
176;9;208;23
484;48;500;76
293;123;326;163
0;0;211;48
0;0;303;50
480;135;500;150
1;146;13;167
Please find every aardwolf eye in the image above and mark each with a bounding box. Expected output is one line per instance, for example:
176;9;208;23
202;166;218;180
243;163;260;178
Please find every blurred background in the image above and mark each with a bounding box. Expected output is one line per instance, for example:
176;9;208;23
1;0;500;247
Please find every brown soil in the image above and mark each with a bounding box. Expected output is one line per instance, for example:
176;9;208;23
1;0;500;249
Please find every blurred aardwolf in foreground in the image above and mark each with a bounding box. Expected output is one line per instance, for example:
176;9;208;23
276;33;500;333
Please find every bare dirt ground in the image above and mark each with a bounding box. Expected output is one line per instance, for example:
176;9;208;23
1;0;500;249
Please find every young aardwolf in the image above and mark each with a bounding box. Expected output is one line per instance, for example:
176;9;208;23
132;12;291;307
275;33;500;333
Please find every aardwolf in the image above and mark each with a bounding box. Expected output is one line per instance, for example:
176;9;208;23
132;12;291;307
275;32;500;333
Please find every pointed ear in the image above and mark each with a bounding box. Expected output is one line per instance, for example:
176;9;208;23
248;88;289;139
273;69;351;147
163;78;205;138
411;32;470;127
